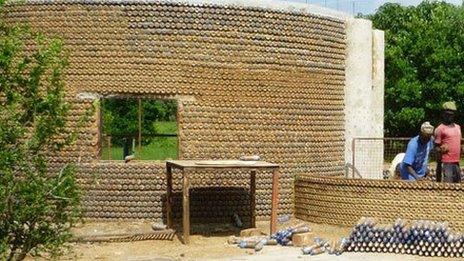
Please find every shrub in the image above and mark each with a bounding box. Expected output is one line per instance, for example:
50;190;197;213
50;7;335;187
0;1;83;260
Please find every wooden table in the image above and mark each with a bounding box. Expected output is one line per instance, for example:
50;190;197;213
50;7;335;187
165;160;280;244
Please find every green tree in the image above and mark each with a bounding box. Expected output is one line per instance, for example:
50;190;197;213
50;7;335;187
102;98;177;146
367;1;464;136
0;1;84;259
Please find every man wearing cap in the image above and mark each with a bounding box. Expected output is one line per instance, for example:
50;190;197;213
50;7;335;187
435;101;462;183
400;122;435;181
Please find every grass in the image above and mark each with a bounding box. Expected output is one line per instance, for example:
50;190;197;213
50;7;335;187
154;121;177;134
102;121;178;161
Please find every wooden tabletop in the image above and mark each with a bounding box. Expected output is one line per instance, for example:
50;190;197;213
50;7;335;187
166;160;279;169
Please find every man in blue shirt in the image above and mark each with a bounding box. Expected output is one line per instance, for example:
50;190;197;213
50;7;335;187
400;122;435;181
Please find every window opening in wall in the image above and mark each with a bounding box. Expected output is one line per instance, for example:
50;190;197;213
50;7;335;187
100;97;178;161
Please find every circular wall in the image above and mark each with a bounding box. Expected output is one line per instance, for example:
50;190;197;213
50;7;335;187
296;175;464;231
4;0;347;220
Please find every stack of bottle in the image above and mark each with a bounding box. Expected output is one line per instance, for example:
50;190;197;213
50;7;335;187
300;237;349;256
271;224;311;246
231;224;310;252
302;237;330;255
346;217;464;257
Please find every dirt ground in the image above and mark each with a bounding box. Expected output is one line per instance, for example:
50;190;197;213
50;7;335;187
24;219;443;261
64;219;341;260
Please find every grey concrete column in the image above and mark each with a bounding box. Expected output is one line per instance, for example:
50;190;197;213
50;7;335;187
344;18;373;164
345;19;384;179
372;29;385;138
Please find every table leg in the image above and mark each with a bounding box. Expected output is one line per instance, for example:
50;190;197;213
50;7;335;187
270;168;280;235
183;170;190;244
250;170;256;228
166;164;173;228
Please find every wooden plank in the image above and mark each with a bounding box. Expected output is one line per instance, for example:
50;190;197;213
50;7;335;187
107;136;111;160
250;170;256;228
71;229;176;243
177;99;183;159
183;170;191;244
166;164;173;228
270;168;280;235
166;160;279;169
138;98;142;156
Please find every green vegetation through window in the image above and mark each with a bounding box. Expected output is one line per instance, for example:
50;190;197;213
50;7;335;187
100;98;178;161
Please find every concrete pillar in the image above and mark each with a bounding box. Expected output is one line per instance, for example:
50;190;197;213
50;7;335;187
344;19;384;179
344;18;373;164
372;30;385;138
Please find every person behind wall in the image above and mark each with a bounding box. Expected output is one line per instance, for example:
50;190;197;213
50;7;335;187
435;101;462;183
388;152;405;180
400;122;435;181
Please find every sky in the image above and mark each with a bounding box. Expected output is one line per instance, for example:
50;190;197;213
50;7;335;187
284;0;463;15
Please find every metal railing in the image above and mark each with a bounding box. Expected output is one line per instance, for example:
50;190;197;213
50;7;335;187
351;137;384;179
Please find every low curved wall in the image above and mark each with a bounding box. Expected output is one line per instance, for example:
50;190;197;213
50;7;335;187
295;175;464;231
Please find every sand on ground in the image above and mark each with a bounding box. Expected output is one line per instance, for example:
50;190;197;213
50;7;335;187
26;219;443;261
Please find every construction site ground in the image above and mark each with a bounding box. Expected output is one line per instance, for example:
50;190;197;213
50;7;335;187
28;218;443;261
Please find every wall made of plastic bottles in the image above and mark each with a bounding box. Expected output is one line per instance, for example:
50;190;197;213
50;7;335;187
3;0;346;221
